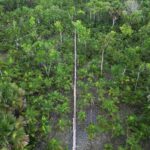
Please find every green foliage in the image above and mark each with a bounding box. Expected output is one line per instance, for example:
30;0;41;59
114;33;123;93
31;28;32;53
104;143;114;150
78;111;86;122
0;0;150;149
86;123;98;140
87;0;111;14
47;138;63;150
0;112;29;149
73;20;90;43
120;24;133;36
54;21;63;32
0;81;25;109
126;134;142;150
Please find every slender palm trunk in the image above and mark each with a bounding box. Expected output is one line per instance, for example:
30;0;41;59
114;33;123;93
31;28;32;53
135;65;143;90
73;29;77;150
101;48;105;76
135;71;140;90
60;31;63;44
122;67;126;76
112;17;116;26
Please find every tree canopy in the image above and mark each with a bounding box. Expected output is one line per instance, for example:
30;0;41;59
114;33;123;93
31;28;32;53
0;0;150;150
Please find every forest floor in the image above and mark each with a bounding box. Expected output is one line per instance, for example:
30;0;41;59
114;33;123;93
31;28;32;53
35;103;145;150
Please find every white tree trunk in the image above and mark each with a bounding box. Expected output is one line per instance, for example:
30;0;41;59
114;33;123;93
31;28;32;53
135;65;143;90
122;67;126;76
112;16;117;27
73;29;77;150
135;71;140;90
101;48;105;76
60;31;63;44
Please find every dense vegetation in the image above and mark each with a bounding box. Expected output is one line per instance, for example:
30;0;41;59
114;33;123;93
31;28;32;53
0;0;150;149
